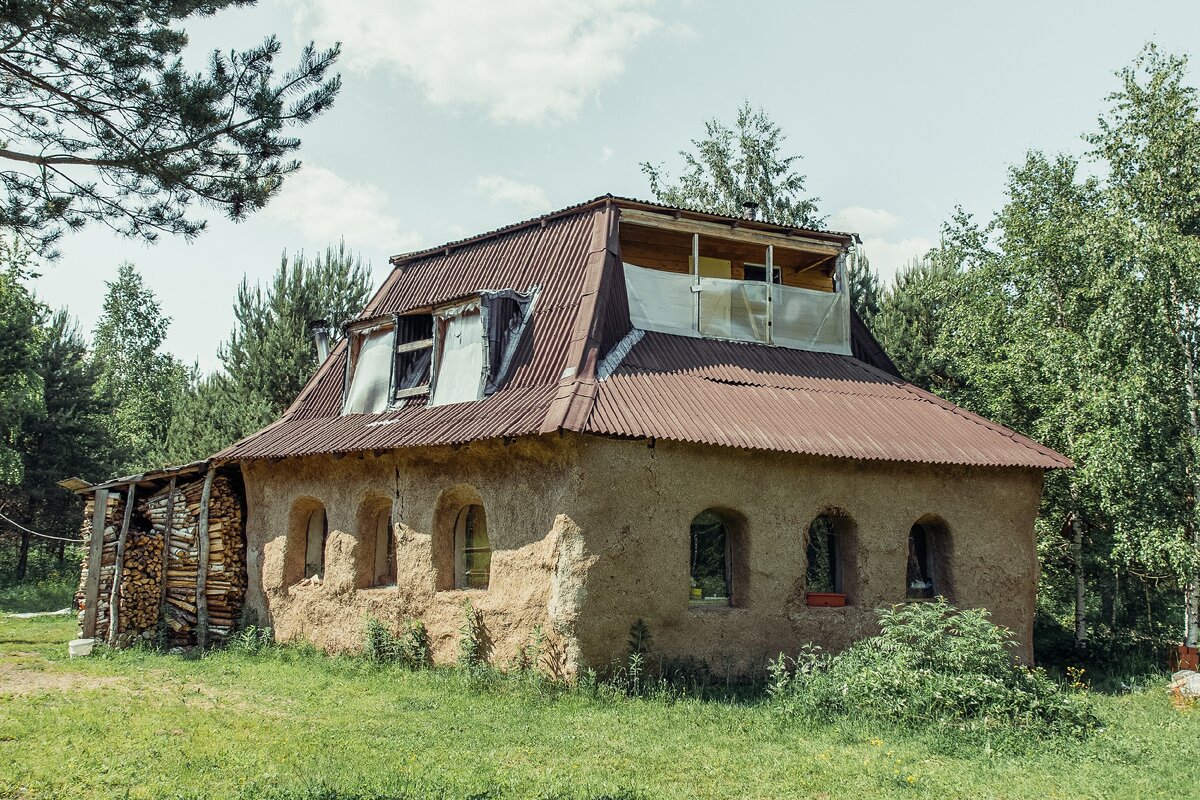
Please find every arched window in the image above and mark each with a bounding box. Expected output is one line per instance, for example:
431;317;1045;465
454;504;490;590
372;509;396;586
690;510;732;605
806;514;842;594
907;519;951;600
304;507;328;580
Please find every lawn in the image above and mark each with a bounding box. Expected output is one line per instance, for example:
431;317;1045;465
0;614;1194;800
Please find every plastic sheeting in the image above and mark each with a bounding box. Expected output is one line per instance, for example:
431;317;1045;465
430;303;486;407
774;284;851;355
699;277;769;344
342;326;396;414
625;261;850;354
624;263;698;337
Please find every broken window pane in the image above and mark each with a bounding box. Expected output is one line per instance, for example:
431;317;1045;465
431;303;485;407
482;291;535;395
343;325;396;414
395;314;434;398
690;510;731;604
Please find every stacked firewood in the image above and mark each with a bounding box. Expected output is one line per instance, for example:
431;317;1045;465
75;494;122;639
76;470;246;648
147;474;245;645
115;528;165;634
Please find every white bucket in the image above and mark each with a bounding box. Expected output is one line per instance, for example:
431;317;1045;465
68;638;95;658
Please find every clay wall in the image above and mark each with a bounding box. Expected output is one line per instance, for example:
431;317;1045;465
569;437;1044;672
239;433;1044;675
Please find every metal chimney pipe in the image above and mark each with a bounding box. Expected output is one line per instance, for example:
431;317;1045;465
308;319;330;361
741;201;760;221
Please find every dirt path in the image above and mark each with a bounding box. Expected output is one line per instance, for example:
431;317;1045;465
0;661;123;695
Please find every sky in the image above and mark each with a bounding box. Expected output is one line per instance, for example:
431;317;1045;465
28;0;1200;372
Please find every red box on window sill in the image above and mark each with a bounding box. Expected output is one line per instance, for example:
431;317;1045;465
805;592;846;608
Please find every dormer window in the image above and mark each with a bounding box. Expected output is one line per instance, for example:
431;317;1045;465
618;210;851;355
341;290;536;415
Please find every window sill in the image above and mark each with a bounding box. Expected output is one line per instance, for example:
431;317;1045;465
688;600;739;613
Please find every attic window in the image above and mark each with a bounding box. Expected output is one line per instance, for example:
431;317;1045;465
429;290;536;408
343;321;396;415
394;314;434;401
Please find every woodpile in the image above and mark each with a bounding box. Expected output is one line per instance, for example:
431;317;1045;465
149;474;246;645
75;469;246;648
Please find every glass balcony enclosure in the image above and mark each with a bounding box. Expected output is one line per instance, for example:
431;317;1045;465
619;214;851;355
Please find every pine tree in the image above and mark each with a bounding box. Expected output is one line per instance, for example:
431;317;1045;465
0;1;341;257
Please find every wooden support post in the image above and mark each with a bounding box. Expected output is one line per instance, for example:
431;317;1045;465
195;468;215;648
691;232;701;332
81;489;109;639
766;244;774;346
107;484;137;647
158;476;177;610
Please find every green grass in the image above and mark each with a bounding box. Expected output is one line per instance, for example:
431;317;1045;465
0;616;1195;799
0;541;81;613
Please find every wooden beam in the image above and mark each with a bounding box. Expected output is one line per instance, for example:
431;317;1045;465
106;485;136;646
620;208;844;256
81;489;109;639
195;468;215;648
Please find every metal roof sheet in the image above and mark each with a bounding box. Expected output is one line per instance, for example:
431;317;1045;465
217;199;1069;471
584;332;1069;469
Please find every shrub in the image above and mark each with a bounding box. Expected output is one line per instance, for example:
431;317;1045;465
457;599;483;667
227;624;276;655
769;599;1099;737
363;616;429;668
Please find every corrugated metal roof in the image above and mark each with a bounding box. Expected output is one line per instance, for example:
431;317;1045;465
585;333;1069;469
217;199;1069;471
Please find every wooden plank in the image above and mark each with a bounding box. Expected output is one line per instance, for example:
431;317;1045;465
106;485;136;646
195;469;215;648
620;208;844;256
81;489;109;639
158;476;177;609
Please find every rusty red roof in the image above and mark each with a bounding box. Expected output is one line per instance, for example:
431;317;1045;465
216;198;1069;470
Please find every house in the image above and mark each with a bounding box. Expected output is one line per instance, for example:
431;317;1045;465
74;196;1070;673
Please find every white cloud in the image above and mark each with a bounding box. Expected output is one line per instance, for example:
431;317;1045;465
827;207;931;283
264;164;421;256
827;206;903;238
600;145;615;162
472;175;550;212
291;0;661;124
859;236;934;284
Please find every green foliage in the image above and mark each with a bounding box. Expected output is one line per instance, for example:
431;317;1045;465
221;241;372;413
769;600;1099;737
362;616;428;668
456;599;483;667
848;251;882;328
92;263;187;473
0;1;341;258
5;614;1197;798
226;624;277;655
165;242;372;462
642;101;821;228
0;241;44;484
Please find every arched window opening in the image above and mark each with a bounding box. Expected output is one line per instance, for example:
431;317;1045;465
690;510;731;605
304;507;328;580
806;514;841;594
454;504;490;590
372;509;396;586
907;520;950;600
